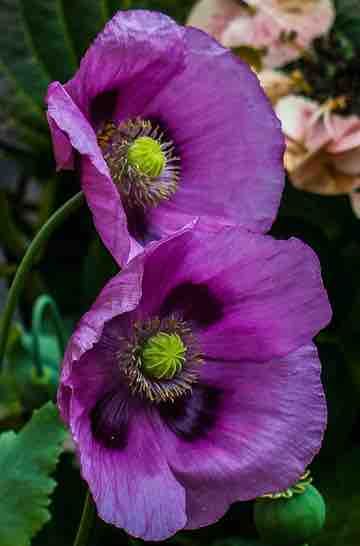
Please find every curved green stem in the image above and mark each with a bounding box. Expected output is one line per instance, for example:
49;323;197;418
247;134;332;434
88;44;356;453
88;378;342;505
0;191;84;371
73;490;96;546
32;294;67;376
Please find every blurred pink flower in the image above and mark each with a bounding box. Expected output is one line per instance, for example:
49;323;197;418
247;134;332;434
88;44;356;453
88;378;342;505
276;95;360;216
187;0;244;41
188;0;335;68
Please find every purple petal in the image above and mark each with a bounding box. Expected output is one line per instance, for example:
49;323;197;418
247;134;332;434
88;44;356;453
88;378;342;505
154;343;326;528
81;409;186;539
140;224;331;361
47;10;285;260
141;27;285;234
59;225;194;422
60;331;187;539
196;233;332;362
65;10;185;122
61;324;187;539
47;115;74;170
59;255;144;422
46;82;130;265
59;223;330;535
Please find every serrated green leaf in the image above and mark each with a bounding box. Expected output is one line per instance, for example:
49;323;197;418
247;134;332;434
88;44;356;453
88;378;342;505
0;402;66;546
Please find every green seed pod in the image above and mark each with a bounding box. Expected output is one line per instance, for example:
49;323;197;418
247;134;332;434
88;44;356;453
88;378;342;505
254;484;326;546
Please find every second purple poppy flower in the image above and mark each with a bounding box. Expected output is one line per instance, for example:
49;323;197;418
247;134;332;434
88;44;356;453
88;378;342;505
46;9;284;265
59;222;331;540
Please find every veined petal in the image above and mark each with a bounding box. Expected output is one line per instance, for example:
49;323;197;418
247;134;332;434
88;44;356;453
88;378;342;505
47;82;130;265
155;344;326;528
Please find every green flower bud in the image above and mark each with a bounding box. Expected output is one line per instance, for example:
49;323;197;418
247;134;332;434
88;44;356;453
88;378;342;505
254;484;326;546
141;332;186;380
127;136;166;178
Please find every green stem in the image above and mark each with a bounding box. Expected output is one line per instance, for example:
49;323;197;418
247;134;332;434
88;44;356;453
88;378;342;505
32;294;67;376
0;191;84;371
73;490;96;546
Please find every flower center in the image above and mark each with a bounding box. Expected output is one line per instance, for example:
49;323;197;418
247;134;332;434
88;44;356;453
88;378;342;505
141;332;186;380
98;119;180;209
118;316;202;403
127;136;166;178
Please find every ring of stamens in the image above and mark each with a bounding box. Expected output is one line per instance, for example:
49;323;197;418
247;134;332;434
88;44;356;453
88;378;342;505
98;118;180;209
118;316;203;404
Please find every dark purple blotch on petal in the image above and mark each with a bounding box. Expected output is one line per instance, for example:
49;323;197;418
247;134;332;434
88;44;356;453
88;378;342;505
160;385;221;441
126;206;155;245
91;390;130;449
90;89;119;128
161;282;223;326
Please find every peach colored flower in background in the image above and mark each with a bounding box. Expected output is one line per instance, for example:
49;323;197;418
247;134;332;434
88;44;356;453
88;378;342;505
258;70;297;104
275;95;360;216
188;0;335;68
258;68;314;105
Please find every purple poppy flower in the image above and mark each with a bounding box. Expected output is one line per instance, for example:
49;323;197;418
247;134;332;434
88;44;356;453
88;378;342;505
46;10;284;265
59;222;331;540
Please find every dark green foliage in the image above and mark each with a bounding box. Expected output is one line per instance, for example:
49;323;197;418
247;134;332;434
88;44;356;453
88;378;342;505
334;0;360;47
20;0;78;83
318;342;359;458
82;236;119;308
0;403;66;546
0;0;49;151
313;449;360;546
61;0;109;61
107;0;195;22
0;0;196;161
